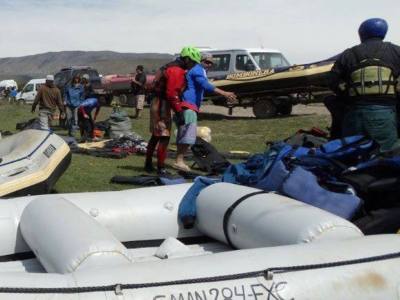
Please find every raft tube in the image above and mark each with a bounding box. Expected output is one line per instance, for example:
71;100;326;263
0;183;361;257
196;183;362;248
0;129;71;197
212;60;334;96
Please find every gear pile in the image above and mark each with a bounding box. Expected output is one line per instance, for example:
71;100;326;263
106;135;148;155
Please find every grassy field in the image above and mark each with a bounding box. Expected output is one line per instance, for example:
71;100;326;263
0;102;330;193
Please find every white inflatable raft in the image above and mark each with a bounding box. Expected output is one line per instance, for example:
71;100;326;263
0;183;398;299
0;129;71;197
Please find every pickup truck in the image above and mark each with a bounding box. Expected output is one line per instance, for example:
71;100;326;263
203;48;333;118
54;66;112;105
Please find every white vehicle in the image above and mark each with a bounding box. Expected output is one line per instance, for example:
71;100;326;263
204;48;290;79
0;80;18;99
0;79;18;90
16;78;45;104
201;48;297;118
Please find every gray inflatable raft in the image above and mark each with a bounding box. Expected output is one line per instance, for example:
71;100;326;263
0;183;398;299
0;129;71;197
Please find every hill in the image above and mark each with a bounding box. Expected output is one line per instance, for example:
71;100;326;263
0;51;173;83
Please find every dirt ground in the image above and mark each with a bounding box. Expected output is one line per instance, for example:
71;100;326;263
201;103;330;118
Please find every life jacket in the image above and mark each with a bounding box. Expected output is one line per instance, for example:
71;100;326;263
347;43;398;97
152;60;186;98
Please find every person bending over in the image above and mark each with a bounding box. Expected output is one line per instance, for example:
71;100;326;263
78;97;100;143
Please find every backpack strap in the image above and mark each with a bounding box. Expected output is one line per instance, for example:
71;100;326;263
320;136;370;154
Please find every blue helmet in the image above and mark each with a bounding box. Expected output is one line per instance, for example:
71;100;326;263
358;18;388;42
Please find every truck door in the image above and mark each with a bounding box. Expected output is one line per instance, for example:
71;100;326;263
235;54;256;72
21;83;35;102
33;83;43;101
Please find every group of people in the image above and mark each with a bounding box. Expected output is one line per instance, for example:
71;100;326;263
32;74;100;142
31;18;400;174
1;86;17;103
30;47;235;163
144;19;400;176
145;47;236;175
328;18;400;152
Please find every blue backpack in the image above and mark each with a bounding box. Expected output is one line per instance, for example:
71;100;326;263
222;142;292;186
222;136;375;188
313;135;376;162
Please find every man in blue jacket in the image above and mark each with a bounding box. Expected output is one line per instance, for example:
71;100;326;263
64;75;83;136
173;47;236;171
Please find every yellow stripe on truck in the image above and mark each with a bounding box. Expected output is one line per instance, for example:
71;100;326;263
213;64;334;87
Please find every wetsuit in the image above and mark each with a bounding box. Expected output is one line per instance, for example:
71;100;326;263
145;60;186;172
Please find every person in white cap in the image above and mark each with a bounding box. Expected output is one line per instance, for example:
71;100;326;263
31;75;65;130
200;52;214;73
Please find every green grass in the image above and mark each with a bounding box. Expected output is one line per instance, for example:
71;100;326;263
0;102;330;193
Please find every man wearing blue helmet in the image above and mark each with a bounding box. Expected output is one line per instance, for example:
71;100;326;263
330;18;400;151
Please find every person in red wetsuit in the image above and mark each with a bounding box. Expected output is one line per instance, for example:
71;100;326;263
145;55;187;175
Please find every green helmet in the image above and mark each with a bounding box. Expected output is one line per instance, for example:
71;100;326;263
180;46;201;63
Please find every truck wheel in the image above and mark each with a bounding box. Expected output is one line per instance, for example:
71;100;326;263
17;98;25;105
277;103;293;116
252;99;277;119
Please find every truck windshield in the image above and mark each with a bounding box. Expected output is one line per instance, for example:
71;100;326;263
250;52;290;70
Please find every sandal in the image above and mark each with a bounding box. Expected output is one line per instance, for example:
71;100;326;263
172;163;191;172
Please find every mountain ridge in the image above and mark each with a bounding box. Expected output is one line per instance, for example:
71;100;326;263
0;50;173;81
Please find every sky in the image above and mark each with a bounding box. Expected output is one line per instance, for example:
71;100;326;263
0;0;399;64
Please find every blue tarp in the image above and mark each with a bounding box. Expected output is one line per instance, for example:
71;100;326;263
178;136;374;224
